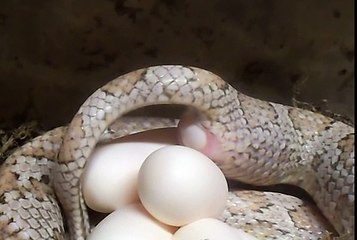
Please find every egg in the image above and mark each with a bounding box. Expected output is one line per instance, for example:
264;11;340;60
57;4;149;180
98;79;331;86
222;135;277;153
81;128;177;213
88;203;177;240
137;145;228;226
172;218;258;240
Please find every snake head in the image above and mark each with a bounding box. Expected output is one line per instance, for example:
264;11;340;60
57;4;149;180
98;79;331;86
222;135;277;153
178;107;234;165
176;82;302;186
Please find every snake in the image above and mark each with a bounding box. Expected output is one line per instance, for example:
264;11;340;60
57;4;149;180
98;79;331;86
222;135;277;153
0;65;354;239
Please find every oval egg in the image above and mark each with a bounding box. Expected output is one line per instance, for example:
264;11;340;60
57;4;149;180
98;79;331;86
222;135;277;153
138;145;228;226
172;218;258;240
88;203;177;240
81;128;177;213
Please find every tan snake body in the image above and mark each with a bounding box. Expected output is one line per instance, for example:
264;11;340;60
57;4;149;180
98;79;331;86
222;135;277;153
0;65;354;239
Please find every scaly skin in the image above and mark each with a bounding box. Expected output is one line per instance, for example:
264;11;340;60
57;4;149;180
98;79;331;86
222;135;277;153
0;118;335;240
0;65;354;239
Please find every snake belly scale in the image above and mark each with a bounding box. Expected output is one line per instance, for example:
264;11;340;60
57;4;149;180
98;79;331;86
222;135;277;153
0;65;354;239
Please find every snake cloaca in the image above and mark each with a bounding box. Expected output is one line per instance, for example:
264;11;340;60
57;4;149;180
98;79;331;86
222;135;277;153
0;65;354;239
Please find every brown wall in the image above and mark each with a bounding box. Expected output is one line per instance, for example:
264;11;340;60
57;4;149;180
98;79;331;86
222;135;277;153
0;0;354;129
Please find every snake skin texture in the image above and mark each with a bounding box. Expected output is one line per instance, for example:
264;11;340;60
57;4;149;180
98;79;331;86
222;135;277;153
0;119;336;240
0;65;354;239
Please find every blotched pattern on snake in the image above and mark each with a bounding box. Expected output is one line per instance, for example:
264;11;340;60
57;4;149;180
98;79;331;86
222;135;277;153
0;65;354;239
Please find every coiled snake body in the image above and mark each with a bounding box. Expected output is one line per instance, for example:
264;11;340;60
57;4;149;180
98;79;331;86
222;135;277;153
0;65;354;239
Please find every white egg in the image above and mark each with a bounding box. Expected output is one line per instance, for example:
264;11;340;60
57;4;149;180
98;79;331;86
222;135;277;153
138;145;228;226
88;203;177;240
81;128;177;213
172;218;258;240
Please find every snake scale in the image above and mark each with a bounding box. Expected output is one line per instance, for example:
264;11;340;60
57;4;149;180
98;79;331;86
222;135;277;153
0;65;354;239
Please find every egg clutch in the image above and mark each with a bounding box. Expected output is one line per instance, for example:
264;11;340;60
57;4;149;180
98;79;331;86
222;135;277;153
80;129;257;239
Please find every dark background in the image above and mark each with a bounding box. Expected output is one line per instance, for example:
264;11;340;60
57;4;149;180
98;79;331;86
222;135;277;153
0;0;354;130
